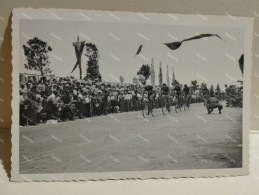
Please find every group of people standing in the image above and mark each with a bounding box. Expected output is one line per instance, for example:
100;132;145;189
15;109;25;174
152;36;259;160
19;73;241;126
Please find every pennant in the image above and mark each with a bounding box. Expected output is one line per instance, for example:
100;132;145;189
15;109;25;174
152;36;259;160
135;33;223;56
135;45;143;57
164;34;223;50
71;42;85;74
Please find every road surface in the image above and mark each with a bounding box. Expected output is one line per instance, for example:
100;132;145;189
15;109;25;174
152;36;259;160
20;102;242;174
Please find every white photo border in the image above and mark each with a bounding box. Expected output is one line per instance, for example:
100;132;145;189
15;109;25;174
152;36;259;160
11;8;253;181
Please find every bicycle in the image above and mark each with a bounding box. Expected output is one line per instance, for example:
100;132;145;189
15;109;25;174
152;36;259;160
183;94;190;110
141;97;154;118
161;94;171;115
174;94;183;113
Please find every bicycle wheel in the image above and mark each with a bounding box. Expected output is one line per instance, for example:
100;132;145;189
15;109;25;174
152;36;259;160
149;101;154;117
183;99;186;111
179;99;182;112
162;100;166;115
174;99;178;113
167;103;171;114
187;98;190;110
141;100;148;118
162;97;171;115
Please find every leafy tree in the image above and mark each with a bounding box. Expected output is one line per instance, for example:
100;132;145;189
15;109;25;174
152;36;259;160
200;82;207;91
137;64;150;85
84;43;102;81
23;37;52;75
119;76;124;83
191;80;198;92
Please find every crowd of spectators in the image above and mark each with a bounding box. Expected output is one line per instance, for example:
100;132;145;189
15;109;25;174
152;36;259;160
19;73;242;126
19;74;164;126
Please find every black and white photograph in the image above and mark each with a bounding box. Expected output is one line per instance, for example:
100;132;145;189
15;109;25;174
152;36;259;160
11;9;252;181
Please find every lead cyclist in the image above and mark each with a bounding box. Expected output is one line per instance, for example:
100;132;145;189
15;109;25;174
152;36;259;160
142;85;156;114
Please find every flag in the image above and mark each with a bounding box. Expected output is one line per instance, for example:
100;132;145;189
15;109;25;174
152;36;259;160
164;34;223;50
164;42;182;50
238;54;244;75
159;61;163;86
135;45;143;57
71;39;85;79
135;33;223;56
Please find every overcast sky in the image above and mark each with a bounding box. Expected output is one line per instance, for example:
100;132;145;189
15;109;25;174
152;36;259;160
20;19;244;87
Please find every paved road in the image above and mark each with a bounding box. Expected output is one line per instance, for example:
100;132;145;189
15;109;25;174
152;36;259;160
20;102;242;174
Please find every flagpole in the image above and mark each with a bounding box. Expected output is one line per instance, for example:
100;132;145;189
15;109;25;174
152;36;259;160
151;58;155;87
172;66;175;85
159;61;163;86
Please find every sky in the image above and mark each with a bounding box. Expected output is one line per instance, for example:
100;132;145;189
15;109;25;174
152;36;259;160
20;19;244;88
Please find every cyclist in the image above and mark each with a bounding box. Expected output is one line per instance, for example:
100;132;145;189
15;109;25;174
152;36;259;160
173;82;182;107
142;85;155;115
161;83;169;96
183;84;190;107
174;82;181;99
161;83;170;111
143;85;155;100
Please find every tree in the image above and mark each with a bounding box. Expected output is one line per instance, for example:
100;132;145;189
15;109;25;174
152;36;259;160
84;43;102;81
191;80;198;93
119;76;124;83
137;64;150;85
200;82;207;90
23;37;52;75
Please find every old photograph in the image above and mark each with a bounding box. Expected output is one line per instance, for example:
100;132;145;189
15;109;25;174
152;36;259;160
11;9;253;181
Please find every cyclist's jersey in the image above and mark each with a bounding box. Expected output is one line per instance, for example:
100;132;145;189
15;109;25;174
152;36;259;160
183;87;189;95
144;85;153;92
174;86;181;96
161;86;169;95
143;85;154;99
